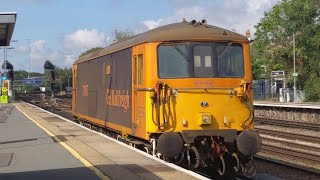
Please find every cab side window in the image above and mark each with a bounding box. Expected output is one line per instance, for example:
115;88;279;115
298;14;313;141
138;54;143;85
133;56;137;85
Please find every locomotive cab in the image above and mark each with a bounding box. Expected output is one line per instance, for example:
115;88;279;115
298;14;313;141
134;40;261;175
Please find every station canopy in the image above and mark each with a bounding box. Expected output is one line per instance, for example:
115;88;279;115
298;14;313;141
0;12;17;46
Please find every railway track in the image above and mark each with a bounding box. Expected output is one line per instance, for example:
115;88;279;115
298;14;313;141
256;127;320;144
257;144;320;175
261;144;320;164
255;117;320;131
256;124;320;175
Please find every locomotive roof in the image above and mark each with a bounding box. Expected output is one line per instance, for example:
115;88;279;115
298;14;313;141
74;22;249;64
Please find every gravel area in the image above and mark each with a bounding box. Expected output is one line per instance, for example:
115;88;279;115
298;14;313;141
258;148;320;173
255;157;320;180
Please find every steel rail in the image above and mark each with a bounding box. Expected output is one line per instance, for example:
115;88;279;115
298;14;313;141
255;117;320;131
258;144;320;174
256;128;320;144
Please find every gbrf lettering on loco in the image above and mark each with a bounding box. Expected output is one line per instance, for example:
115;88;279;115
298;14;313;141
72;19;262;178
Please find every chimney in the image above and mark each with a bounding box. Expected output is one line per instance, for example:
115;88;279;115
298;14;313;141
246;29;250;41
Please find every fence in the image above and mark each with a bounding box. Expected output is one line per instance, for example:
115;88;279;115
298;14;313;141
252;79;304;102
253;80;271;100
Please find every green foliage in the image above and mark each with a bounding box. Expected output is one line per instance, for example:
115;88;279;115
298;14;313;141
251;45;266;79
55;66;72;91
21;84;39;93
272;63;284;71
113;29;134;43
304;76;320;102
14;70;43;80
253;0;320;101
44;66;72;92
79;47;103;58
78;29;134;59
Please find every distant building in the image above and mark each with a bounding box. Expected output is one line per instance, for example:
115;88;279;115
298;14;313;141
22;77;44;86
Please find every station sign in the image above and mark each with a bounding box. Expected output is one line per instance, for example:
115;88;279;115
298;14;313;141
292;73;298;77
274;78;284;81
271;71;284;76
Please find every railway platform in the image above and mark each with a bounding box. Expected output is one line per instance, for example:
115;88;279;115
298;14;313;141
0;102;206;180
253;101;320;127
254;101;320;109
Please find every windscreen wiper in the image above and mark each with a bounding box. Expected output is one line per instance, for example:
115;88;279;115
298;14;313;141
217;42;233;60
170;42;189;62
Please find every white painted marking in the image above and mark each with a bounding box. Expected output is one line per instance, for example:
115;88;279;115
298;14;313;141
254;103;320;110
24;102;211;180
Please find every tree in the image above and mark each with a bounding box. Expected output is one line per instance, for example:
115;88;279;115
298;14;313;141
79;47;103;58
43;66;72;92
253;0;320;101
13;70;43;80
78;29;134;58
250;45;266;79
53;67;72;92
113;29;134;43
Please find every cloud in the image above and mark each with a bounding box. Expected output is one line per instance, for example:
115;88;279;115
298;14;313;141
64;54;76;66
141;0;280;36
13;29;109;72
12;40;67;72
64;29;107;51
142;19;163;30
30;40;49;60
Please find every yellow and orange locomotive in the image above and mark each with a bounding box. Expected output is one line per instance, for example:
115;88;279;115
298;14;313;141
72;20;261;176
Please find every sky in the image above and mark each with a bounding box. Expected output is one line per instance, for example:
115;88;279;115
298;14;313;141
1;0;279;73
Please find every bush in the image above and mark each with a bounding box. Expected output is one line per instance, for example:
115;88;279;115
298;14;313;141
304;76;320;102
21;84;40;93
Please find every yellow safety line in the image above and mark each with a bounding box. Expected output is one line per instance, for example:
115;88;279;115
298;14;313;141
14;104;110;180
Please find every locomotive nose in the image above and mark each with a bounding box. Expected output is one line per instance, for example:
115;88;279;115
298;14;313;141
236;130;262;156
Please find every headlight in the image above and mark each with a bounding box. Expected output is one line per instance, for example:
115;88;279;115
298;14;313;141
199;113;211;125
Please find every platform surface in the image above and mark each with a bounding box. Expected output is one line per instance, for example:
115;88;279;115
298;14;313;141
0;102;203;180
0;104;100;180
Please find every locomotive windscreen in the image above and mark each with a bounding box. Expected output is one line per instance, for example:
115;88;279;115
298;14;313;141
158;42;244;78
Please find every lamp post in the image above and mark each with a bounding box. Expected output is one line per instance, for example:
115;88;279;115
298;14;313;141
0;47;14;78
4;47;14;77
293;34;297;102
26;39;31;78
67;76;71;93
2;46;5;77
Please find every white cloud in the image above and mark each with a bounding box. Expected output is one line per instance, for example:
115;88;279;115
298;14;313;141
141;0;280;36
175;6;205;21
11;40;68;72
12;30;109;72
16;45;28;54
142;19;163;30
64;29;106;51
15;29;109;72
10;0;281;73
64;54;76;66
30;40;49;60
